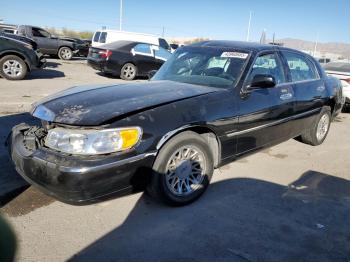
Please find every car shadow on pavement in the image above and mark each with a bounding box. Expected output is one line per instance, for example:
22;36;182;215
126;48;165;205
0;113;39;206
95;72;148;81
26;69;65;80
70;171;350;262
45;61;62;68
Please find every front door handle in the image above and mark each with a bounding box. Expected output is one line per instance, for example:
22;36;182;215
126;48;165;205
280;93;293;100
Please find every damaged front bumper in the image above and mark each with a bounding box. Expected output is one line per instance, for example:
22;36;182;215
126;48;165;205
8;124;156;205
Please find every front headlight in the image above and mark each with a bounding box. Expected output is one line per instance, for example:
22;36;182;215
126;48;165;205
45;127;142;155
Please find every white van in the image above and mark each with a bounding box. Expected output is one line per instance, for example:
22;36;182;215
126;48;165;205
92;30;170;50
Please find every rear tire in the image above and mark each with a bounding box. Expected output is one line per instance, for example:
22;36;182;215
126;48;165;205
299;107;331;146
120;63;137;80
58;47;73;60
147;131;214;206
0;55;27;80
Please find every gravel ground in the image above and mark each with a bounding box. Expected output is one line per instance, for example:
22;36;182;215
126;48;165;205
0;59;349;262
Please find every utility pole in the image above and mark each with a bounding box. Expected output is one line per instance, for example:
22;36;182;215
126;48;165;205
246;11;252;42
119;0;123;31
313;32;319;57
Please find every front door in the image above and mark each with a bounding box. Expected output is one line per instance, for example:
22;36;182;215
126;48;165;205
32;27;58;55
235;52;295;155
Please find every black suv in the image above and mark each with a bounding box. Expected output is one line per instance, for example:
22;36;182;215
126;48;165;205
0;33;46;80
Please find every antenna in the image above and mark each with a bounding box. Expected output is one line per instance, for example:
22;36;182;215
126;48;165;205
246;11;252;41
119;0;123;31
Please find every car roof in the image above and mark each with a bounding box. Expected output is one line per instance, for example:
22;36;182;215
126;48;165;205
189;40;306;55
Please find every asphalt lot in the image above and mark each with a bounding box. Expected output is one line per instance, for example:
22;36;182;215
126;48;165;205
0;59;349;261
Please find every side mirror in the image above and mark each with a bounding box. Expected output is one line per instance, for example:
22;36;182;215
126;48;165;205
247;74;276;90
148;70;157;80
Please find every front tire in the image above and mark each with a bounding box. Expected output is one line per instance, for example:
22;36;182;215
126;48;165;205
120;63;137;80
0;55;27;80
300;107;331;146
147;131;214;206
58;47;73;60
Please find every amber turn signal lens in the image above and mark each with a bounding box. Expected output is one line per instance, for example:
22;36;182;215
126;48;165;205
120;128;142;149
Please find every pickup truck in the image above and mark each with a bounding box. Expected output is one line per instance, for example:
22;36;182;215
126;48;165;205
17;25;79;60
9;41;343;206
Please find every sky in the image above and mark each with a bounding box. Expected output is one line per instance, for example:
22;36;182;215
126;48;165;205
0;0;348;43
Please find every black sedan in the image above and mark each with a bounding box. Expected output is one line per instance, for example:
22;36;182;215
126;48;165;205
9;41;343;206
87;41;171;80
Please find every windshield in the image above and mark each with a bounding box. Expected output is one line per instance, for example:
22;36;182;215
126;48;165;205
152;46;250;88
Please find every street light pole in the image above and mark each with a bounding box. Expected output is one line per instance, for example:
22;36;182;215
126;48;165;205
119;0;123;31
246;11;252;42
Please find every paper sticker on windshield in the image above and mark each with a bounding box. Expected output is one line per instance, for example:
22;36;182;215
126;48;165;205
221;52;248;59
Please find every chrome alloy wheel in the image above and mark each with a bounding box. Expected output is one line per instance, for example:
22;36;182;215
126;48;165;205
3;60;23;77
60;48;72;60
316;114;330;141
165;146;206;196
122;65;136;79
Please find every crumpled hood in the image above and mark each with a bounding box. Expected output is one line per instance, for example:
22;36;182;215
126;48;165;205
31;81;219;126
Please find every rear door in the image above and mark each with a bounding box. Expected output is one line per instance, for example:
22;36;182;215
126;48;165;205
235;51;295;155
280;51;325;133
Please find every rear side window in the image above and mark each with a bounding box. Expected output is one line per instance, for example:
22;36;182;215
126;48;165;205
133;44;152;55
99;32;107;43
282;51;319;82
93;32;101;42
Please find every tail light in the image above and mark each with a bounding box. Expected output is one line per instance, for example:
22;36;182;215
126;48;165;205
343;78;350;84
98;50;112;59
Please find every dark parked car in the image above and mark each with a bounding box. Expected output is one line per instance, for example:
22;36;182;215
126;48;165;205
9;41;342;206
87;41;171;80
17;25;79;60
323;62;350;112
0;32;46;80
59;37;91;57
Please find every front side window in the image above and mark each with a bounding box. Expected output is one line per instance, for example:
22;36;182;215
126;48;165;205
152;47;249;88
93;31;101;42
282;51;318;82
99;32;107;43
32;28;50;38
247;53;286;85
154;46;171;61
